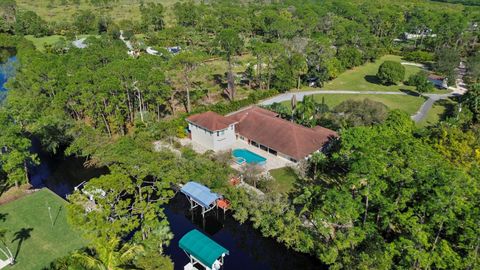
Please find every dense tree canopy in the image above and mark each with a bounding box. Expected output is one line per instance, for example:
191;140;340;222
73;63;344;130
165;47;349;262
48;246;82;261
1;0;479;269
233;111;480;269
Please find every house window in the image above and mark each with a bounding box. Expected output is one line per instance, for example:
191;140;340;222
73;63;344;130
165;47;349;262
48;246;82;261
269;149;277;155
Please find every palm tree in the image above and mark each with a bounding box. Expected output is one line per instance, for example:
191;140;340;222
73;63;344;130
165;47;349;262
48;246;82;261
0;229;14;265
296;95;318;127
73;239;144;270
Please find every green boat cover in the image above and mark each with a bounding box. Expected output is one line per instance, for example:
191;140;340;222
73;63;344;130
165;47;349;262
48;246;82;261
179;229;229;267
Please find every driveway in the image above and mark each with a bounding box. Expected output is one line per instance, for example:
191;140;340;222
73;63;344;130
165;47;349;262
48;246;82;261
259;90;408;106
260;88;463;123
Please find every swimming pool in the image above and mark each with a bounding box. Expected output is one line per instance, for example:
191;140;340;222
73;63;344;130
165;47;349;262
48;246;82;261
232;149;266;165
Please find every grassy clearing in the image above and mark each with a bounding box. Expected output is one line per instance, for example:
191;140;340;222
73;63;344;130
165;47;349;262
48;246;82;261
24;35;63;51
17;0;179;24
269;167;298;194
24;34;99;51
417;99;455;127
282;94;426;116
316;55;449;94
0;189;86;270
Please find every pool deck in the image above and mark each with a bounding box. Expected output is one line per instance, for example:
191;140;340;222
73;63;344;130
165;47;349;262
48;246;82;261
230;140;293;171
179;138;294;171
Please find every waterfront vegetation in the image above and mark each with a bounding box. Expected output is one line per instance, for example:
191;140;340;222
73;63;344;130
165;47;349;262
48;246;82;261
0;0;480;269
0;189;86;270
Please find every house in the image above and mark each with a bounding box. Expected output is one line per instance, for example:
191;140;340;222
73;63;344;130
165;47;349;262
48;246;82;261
186;106;338;162
186;111;237;151
428;74;448;89
403;31;436;41
167;46;181;54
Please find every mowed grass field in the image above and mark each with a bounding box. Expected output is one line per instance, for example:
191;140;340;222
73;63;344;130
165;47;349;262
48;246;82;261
318;55;448;94
282;94;426;116
0;189;86;270
17;0;179;24
24;34;100;51
269;167;298;194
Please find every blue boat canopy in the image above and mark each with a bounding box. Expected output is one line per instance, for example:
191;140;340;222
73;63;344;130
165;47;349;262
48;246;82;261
179;229;229;267
180;181;220;208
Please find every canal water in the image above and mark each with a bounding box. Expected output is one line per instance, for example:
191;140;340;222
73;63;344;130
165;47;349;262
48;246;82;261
2;50;322;270
28;147;321;270
0;48;16;101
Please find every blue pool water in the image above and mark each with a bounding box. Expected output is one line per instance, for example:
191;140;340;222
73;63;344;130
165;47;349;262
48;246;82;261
0;55;16;101
232;149;266;165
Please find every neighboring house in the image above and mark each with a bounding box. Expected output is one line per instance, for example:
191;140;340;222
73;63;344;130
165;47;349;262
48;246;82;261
428;74;448;89
403;31;436;41
167;46;181;54
186;106;338;162
72;38;87;49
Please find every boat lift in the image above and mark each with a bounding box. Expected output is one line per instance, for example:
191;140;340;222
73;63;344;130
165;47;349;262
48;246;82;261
179;229;229;270
180;182;230;220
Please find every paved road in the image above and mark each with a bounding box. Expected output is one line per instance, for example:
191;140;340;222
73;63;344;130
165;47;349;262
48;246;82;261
260;90;409;106
411;94;454;122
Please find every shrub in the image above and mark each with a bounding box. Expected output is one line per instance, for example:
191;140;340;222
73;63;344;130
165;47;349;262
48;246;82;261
407;71;435;93
333;99;389;127
377;61;405;85
337;46;363;69
404;50;434;63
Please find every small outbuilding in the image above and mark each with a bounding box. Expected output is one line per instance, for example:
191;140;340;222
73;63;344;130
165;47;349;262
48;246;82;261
428;74;448;89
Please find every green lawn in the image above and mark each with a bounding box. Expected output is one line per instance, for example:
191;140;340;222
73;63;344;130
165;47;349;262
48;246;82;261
283;94;426;116
24;35;63;51
269;167;298;194
314;55;448;94
17;0;179;25
24;35;98;51
0;189;86;270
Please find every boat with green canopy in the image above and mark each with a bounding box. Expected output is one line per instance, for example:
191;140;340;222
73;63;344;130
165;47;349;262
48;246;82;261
179;229;229;270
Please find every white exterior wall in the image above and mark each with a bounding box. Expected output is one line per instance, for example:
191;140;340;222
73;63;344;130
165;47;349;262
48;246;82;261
189;123;214;150
212;124;236;151
189;123;236;151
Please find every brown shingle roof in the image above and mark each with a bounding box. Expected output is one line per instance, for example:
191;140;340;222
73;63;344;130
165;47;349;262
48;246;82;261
226;107;338;160
428;74;445;80
187;111;236;131
226;106;279;121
